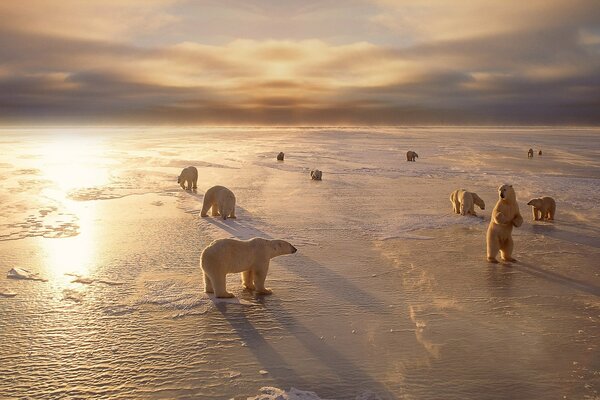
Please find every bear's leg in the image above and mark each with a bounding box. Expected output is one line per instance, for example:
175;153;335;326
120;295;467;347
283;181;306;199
211;204;220;216
548;207;555;221
229;208;236;219
253;265;273;295
459;202;466;216
487;237;500;263
212;273;234;298
500;237;517;262
200;199;212;217
192;178;198;190
219;204;228;220
242;270;255;290
532;207;538;220
203;272;214;293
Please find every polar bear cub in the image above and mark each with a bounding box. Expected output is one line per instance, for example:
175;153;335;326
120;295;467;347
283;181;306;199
527;196;556;221
201;185;236;220
178;166;198;190
450;189;485;216
486;184;523;263
201;237;297;298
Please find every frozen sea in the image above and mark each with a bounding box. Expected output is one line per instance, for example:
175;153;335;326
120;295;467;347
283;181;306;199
0;127;598;399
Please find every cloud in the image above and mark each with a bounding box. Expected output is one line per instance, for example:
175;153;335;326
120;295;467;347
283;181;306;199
0;1;598;124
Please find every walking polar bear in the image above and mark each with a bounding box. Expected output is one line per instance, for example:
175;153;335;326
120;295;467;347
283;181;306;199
450;189;485;216
406;151;418;162
201;237;297;298
178;166;198;190
527;196;556;221
486;184;523;263
201;185;236;220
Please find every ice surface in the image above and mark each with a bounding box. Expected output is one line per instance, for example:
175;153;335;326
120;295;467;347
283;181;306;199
0;127;598;399
6;267;47;281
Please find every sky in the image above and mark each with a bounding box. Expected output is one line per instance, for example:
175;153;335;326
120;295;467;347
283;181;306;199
0;0;599;125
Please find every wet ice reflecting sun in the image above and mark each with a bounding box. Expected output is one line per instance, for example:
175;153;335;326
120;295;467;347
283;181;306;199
37;137;108;280
41;135;110;192
41;200;98;280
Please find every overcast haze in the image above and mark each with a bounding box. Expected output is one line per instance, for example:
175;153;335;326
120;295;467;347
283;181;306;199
0;0;599;125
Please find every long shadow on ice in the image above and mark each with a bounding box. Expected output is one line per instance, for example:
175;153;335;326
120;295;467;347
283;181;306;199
260;297;395;398
214;302;310;389
514;262;600;296
216;298;395;399
205;217;388;313
529;221;600;249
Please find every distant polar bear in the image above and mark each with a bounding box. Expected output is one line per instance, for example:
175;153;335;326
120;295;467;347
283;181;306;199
201;185;236;220
277;152;284;161
527;148;534;158
486;184;523;263
178;166;198;190
201;237;297;298
450;189;485;216
527;196;556;221
406;151;418;162
310;169;322;180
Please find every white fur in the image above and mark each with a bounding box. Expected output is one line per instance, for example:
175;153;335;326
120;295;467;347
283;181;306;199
201;237;297;298
450;189;485;216
178;166;198;190
486;184;523;263
201;185;236;220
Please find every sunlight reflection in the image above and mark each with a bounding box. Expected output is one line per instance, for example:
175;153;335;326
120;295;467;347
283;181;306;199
40;135;110;192
37;135;108;281
41;197;98;280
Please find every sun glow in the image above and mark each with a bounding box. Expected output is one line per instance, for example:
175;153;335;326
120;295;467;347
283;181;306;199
37;136;109;280
40;136;110;192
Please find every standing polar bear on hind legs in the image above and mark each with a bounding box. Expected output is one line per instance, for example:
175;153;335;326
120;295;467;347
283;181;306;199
178;166;198;190
450;189;485;216
486;184;523;263
201;185;236;220
201;237;297;298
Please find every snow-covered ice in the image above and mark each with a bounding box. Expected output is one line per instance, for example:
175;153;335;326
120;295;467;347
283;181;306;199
0;127;598;399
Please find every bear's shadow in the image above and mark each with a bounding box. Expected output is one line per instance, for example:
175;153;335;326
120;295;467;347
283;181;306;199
513;261;600;296
215;298;396;398
204;208;397;397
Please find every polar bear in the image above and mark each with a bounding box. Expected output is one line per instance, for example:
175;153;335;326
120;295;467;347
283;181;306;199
449;189;485;216
538;150;542;156
486;184;523;263
406;151;418;162
310;169;322;180
201;185;236;220
178;166;198;190
201;237;297;298
277;152;284;161
527;148;534;158
527;196;556;221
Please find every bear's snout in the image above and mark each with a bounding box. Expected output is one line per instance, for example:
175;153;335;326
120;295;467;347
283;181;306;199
500;192;505;198
291;246;297;253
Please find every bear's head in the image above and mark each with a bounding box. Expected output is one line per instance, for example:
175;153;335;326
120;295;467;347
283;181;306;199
498;184;516;202
414;152;419;158
527;198;542;207
269;240;298;257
